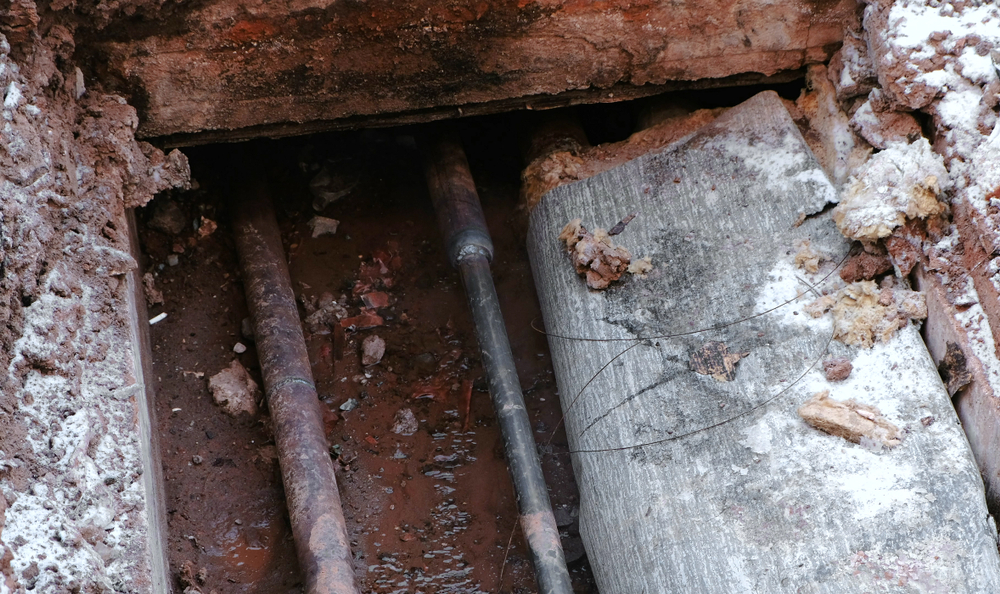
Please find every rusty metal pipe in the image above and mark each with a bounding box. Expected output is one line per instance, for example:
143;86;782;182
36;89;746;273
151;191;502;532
424;133;574;594
230;173;360;594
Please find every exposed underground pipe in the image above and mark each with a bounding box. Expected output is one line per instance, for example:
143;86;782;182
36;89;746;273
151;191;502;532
230;170;360;594
423;132;574;594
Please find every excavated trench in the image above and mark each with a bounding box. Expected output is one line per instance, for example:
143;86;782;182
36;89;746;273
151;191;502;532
135;82;805;593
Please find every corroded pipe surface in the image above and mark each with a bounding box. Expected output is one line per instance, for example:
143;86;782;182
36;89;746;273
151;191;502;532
230;177;360;594
425;133;574;594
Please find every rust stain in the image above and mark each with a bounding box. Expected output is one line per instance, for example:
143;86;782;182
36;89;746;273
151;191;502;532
520;510;562;552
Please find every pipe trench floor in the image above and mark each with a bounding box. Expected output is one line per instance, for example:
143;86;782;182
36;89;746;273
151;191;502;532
138;130;596;593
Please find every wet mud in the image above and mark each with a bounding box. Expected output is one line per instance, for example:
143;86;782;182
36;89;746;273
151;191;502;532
139;123;596;593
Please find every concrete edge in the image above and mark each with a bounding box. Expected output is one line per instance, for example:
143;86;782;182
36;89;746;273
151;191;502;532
917;262;1000;515
125;208;173;593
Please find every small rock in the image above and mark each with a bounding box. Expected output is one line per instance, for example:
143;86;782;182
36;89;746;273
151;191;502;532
310;166;359;211
208;360;260;417
392;408;419;435
308;216;340;238
823;357;853;382
149;200;187;235
167;254;179;267
553;505;578;527
197;216;218;239
340;398;359;412
362;335;386;366
191;455;203;465
233;342;247;354
142;272;164;306
241;317;255;341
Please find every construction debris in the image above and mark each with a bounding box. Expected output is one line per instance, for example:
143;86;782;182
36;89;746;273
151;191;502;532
798;391;902;448
689;341;749;382
207;360;260;417
558;219;633;290
806;281;927;348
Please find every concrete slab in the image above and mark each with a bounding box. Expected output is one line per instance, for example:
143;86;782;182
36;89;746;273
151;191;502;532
527;91;1000;592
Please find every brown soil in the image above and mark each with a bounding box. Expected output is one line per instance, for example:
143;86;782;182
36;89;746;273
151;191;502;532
139;125;596;593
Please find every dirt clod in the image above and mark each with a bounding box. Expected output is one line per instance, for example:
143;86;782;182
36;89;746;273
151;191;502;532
798;391;901;448
840;243;893;282
207;360;260;417
143;272;164;306
149;199;187;234
823;357;853;382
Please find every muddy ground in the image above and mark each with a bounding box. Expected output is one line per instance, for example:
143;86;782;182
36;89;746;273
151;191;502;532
138;119;598;593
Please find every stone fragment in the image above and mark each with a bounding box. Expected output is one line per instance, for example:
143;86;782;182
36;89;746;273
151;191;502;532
310;167;358;211
361;335;385;366
240;317;254;341
391;408;418;436
361;291;390;309
148;199;187;234
308;216;340;238
207;360;260;417
232;342;246;354
142;272;163;306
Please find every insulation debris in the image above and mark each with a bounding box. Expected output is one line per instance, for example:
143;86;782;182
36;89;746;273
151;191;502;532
798;391;902;448
794;239;826;273
806;281;927;348
689;341;749;382
558;218;633;290
833;139;949;242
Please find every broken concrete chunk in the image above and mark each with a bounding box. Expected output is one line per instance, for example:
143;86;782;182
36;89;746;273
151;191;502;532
308;216;340;238
148;199;187;234
207;360;260;417
833;138;949;242
798;391;901;448
558;218;632;290
361;335;385;366
689;341;749;382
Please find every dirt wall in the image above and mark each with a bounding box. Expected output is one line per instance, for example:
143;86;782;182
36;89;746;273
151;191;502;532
0;9;189;590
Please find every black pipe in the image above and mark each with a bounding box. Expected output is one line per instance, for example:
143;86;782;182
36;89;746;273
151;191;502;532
424;133;574;594
230;172;360;594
